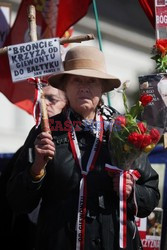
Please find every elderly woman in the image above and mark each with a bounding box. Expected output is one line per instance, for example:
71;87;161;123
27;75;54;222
7;46;160;250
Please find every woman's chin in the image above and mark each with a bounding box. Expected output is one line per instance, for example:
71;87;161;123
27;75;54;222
77;103;91;111
78;98;92;106
74;105;95;119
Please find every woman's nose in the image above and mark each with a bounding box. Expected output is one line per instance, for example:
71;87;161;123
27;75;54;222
79;82;90;92
80;87;89;93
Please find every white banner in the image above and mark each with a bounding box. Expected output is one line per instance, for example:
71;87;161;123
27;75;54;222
7;38;63;82
155;0;167;39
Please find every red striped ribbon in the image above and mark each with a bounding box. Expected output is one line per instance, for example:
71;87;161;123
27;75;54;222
105;164;141;249
68;112;103;250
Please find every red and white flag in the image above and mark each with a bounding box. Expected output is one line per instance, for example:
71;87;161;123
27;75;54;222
0;0;92;115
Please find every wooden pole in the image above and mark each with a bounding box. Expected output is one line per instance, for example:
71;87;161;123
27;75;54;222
28;5;51;134
28;5;37;42
28;5;53;164
0;34;95;55
60;33;95;44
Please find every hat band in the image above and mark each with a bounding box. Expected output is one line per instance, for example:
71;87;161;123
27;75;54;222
64;59;106;73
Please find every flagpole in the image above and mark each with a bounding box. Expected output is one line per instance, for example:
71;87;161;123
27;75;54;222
92;0;111;106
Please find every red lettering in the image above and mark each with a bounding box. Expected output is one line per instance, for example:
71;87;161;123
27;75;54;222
49;118;56;131
73;121;81;131
54;121;63;131
64;120;72;131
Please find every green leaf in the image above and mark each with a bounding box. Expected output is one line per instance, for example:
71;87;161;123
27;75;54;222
110;131;125;143
151;52;167;73
129;102;144;119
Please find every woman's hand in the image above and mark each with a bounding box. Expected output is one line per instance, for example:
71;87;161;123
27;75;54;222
31;132;55;176
112;172;134;199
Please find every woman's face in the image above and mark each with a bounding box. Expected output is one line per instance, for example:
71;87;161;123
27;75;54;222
65;75;103;118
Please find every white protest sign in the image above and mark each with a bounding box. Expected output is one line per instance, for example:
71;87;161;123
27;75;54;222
7;38;63;82
155;0;167;39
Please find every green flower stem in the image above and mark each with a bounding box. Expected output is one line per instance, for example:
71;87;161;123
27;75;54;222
122;91;129;114
122;125;130;133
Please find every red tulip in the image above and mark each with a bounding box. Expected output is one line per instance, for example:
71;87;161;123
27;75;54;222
138;122;147;134
128;132;144;148
150;128;161;144
140;94;153;107
140;134;152;149
115;116;126;127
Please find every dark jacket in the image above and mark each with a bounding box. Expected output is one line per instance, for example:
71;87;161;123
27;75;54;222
0;146;37;250
6;112;160;250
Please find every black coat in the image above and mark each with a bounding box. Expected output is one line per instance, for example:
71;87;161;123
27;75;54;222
6;112;160;250
0;147;37;250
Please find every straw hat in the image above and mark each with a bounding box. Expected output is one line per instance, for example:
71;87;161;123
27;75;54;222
48;45;121;92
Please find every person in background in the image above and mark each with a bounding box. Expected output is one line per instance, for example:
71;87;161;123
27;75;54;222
43;84;67;117
0;85;67;250
147;211;162;236
6;45;160;250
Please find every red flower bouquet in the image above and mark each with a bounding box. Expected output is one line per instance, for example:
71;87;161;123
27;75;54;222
106;83;165;249
108;84;163;170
